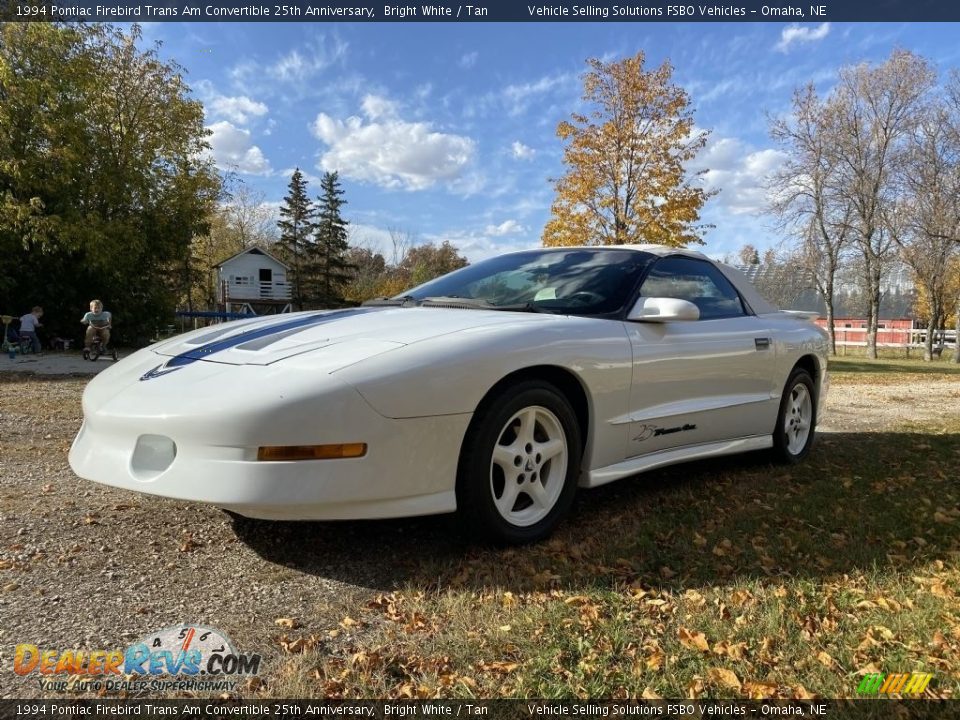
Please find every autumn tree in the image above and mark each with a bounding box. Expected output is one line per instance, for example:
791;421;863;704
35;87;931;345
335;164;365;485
309;171;354;307
913;258;960;347
188;181;277;310
400;240;468;287
737;245;760;265
948;71;960;363
276;168;314;310
829;51;935;358
543;51;712;248
887;103;960;361
770;84;855;354
745;248;810;310
220;179;277;249
0;23;219;344
341;236;469;302
343;246;388;303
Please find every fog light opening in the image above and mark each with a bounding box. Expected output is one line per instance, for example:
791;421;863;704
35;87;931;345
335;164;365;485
130;434;177;481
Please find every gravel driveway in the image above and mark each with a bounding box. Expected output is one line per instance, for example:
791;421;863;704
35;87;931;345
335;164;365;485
1;368;958;698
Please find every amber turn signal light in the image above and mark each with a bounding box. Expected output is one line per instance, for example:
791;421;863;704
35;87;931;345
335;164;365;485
257;443;367;461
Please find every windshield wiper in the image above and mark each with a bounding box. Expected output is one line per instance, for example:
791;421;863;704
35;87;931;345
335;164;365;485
362;295;417;307
491;302;553;314
419;297;553;313
419;296;495;310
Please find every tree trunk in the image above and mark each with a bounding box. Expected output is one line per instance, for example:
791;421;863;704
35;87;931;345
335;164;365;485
867;290;880;359
924;318;934;362
825;301;837;356
865;260;881;360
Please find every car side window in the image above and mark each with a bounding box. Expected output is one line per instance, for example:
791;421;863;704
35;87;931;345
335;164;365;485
638;257;747;320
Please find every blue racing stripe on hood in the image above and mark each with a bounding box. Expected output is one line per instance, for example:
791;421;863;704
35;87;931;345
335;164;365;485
164;309;378;368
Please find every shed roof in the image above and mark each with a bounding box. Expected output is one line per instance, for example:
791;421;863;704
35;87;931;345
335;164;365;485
214;246;289;270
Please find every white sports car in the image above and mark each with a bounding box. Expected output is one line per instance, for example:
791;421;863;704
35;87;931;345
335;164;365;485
70;245;829;543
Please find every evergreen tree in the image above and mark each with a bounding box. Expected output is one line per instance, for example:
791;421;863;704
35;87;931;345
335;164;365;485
310;171;354;307
276;168;314;310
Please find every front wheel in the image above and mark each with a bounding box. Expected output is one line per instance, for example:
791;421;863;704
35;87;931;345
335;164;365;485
772;368;817;463
456;381;582;545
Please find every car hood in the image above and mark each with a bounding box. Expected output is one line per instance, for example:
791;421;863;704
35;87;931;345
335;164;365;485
150;306;549;368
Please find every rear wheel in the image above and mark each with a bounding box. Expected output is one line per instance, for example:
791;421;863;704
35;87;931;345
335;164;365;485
772;368;816;463
457;382;582;545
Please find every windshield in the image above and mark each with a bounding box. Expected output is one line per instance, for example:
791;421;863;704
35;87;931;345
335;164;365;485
401;248;654;315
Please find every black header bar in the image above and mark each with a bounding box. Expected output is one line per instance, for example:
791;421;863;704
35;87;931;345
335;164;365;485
0;699;953;720
2;0;958;22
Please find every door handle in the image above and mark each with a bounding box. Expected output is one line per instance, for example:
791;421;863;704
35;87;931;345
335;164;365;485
755;337;771;350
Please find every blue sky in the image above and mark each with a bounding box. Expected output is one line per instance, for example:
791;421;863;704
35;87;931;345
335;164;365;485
141;21;960;262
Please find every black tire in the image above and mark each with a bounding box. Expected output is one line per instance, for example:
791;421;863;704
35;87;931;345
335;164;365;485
456;380;582;545
82;349;90;361
772;367;817;464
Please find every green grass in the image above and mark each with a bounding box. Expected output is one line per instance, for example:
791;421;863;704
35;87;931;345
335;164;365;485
260;387;960;700
829;355;960;376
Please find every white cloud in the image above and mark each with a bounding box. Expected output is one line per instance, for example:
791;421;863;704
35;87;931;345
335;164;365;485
776;23;831;53
209;95;268;125
230;34;348;88
206;121;272;176
502;72;576;116
424;229;538;263
311;96;475;191
347;223;396;258
195;80;269;125
347;222;536;265
485;220;526;236
271;35;348;81
459;51;479;69
415;83;433;101
511;141;536;160
360;94;399;120
691;135;787;215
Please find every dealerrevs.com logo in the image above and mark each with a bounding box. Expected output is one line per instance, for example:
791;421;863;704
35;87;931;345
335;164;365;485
14;625;261;693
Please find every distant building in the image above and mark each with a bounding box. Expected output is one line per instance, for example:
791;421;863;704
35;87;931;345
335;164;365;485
735;260;921;345
735;261;917;320
215;247;292;316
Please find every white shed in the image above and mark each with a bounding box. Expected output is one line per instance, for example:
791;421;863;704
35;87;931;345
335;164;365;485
215;247;292;315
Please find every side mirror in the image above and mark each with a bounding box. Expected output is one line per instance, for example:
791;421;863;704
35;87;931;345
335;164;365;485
627;297;700;322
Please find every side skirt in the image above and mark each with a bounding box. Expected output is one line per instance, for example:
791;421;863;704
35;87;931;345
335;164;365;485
581;435;773;488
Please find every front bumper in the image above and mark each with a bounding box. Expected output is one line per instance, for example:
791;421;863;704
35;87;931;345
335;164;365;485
68;352;471;520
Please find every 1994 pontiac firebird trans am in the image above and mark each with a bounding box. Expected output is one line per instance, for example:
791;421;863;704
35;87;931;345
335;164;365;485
70;245;829;543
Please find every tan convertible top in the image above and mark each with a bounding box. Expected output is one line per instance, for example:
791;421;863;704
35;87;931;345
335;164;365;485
519;244;782;313
619;244;780;313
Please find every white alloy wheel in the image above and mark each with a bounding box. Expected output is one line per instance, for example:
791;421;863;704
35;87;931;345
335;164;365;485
785;382;812;455
773;367;817;464
489;405;568;527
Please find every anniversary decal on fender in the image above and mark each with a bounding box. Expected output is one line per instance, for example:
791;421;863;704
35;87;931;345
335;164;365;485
632;423;697;442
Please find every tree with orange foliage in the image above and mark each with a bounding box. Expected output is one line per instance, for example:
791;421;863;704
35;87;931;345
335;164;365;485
543;51;712;248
